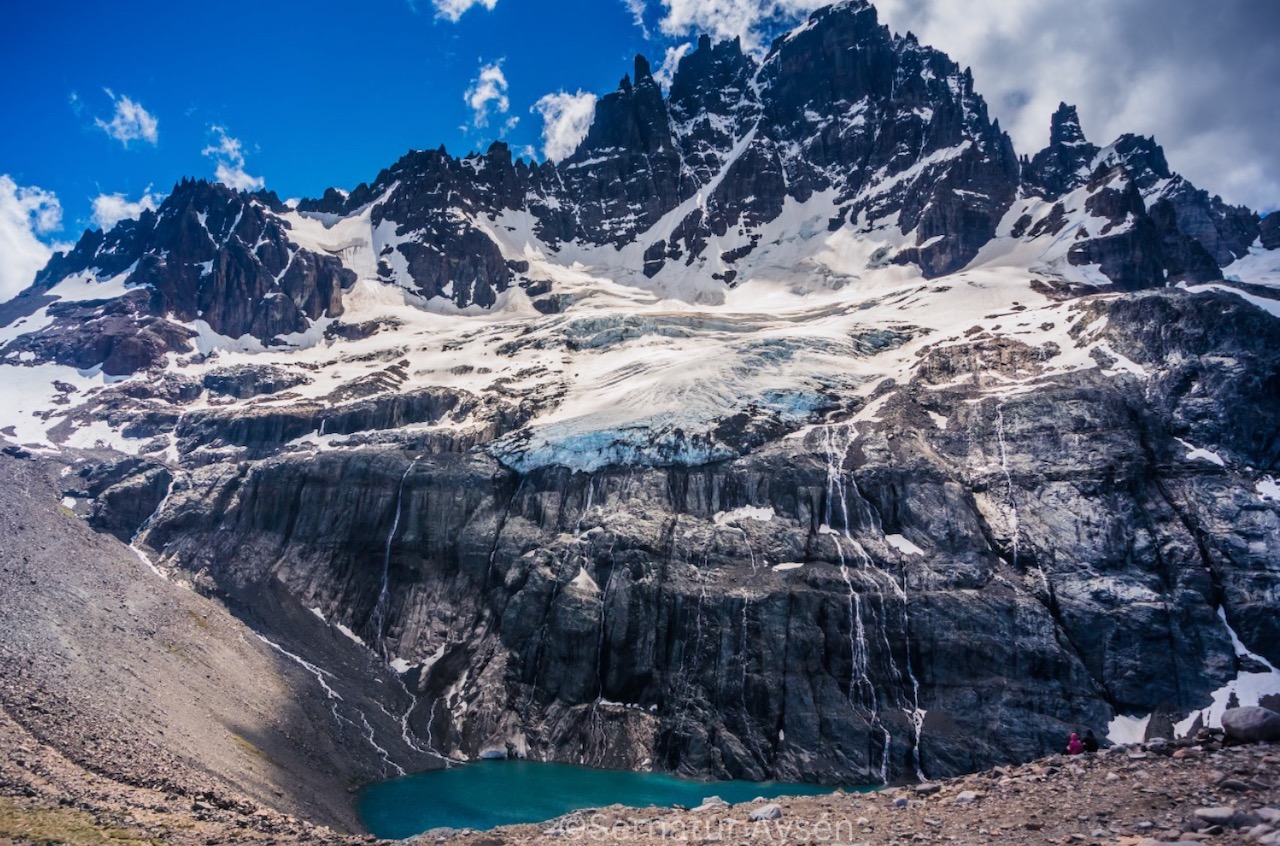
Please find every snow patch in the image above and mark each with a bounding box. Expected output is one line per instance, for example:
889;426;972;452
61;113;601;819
885;534;925;556
336;622;367;647
1107;713;1151;745
1175;607;1280;737
569;566;600;595
714;505;776;526
1177;439;1226;467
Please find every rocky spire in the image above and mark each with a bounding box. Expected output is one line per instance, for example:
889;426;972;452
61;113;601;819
1023;103;1101;200
1049;102;1089;147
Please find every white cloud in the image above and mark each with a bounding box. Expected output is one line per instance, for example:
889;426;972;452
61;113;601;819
465;61;511;130
91;189;160;232
0;175;63;303
431;0;498;22
868;0;1280;211
93;89;159;147
202;126;265;192
532;91;598;162
654;43;694;89
623;0;650;36
651;0;1279;210
656;0;827;55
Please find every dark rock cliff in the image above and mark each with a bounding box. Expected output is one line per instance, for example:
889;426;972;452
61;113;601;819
81;287;1277;786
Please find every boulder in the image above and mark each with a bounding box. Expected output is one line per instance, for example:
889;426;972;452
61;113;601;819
1221;707;1280;744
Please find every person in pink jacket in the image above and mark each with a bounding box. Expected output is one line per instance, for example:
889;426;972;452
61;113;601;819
1066;732;1085;755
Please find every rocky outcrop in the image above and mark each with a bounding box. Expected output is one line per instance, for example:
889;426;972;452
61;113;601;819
1023;103;1100;200
1014;107;1274;287
1261;212;1280;250
1221;707;1280;743
79;287;1277;789
0;180;355;374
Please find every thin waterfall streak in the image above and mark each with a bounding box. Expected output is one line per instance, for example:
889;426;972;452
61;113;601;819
824;422;902;784
576;474;596;534
995;405;1019;569
372;456;421;658
593;564;619;703
129;473;178;580
357;709;404;777
738;595;750;715
898;565;926;782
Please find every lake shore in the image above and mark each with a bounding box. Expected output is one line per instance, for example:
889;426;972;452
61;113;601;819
422;739;1279;846
3;688;1278;846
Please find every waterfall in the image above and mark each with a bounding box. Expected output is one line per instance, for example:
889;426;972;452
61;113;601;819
357;709;405;777
370;456;421;657
593;562;619;702
996;404;1052;598
995;405;1019;569
129;473;178;581
821;424;902;783
576;474;597;534
896;568;926;783
738;594;751;715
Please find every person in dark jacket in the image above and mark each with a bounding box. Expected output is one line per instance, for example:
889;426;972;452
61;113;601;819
1082;730;1100;753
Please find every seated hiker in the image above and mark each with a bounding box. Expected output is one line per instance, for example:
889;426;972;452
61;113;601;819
1082;729;1100;753
1066;732;1084;755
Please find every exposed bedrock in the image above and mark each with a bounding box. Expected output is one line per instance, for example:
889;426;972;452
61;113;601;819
117;295;1279;787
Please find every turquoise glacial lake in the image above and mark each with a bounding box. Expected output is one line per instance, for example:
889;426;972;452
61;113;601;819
358;760;840;839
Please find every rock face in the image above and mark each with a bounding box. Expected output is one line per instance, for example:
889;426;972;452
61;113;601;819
1221;707;1280;743
1017;110;1262;288
1022;104;1100;201
2;0;1280;803
1;180;354;374
68;286;1271;789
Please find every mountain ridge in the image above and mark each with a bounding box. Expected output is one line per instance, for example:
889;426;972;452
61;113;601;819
1;0;1279;808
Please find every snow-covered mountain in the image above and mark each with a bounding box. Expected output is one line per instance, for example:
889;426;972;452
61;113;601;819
2;0;1279;790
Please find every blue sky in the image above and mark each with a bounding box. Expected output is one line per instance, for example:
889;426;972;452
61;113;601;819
1;0;665;234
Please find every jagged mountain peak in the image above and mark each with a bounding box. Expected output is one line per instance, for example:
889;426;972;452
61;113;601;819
1049;102;1089;147
2;0;1277;380
3;3;1280;797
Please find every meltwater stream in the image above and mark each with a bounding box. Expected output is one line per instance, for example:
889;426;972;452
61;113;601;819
358;761;840;839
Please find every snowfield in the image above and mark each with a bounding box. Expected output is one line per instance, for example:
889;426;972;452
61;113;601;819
2;185;1278;477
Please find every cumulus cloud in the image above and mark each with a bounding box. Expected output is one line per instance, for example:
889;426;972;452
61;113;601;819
430;0;498;22
93;89;159;147
465;61;511;130
202;126;265;192
653;43;694;89
533;91;598;162
0;175;63;302
655;0;828;55
91;189;160;232
622;0;650;36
